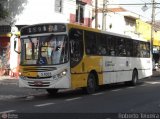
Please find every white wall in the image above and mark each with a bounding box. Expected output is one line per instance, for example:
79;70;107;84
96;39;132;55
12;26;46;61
1;0;92;26
15;0;76;25
92;12;126;34
106;12;126;34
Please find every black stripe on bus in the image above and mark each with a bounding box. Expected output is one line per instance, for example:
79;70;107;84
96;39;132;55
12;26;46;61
71;68;151;74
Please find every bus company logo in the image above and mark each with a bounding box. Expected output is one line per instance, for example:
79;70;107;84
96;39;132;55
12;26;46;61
1;113;8;119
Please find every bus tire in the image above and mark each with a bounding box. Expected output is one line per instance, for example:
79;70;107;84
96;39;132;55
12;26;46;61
86;73;97;94
46;89;58;95
131;70;138;86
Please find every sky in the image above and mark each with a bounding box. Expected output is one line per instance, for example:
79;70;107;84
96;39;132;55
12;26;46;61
115;0;160;21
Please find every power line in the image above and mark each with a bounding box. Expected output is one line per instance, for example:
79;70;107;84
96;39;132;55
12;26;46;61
107;3;160;6
140;0;151;3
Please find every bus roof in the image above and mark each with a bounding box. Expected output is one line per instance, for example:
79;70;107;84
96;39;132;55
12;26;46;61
20;23;148;42
67;23;148;42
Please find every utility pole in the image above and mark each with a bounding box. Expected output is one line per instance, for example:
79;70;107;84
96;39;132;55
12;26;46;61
102;0;107;31
151;0;156;59
95;0;98;29
78;3;81;24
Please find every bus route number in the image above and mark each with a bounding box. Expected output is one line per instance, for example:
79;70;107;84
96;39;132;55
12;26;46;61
39;72;52;77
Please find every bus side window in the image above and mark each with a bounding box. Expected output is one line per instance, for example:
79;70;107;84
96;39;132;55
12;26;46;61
140;42;145;57
140;42;150;58
107;35;115;56
146;42;150;58
126;39;132;57
85;31;97;55
133;41;140;57
117;38;126;56
96;33;107;55
69;28;83;67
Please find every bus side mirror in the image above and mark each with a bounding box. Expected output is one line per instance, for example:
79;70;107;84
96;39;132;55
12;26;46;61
14;40;16;49
14;37;21;54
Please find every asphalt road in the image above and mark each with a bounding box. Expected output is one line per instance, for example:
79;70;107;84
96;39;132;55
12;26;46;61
0;77;160;119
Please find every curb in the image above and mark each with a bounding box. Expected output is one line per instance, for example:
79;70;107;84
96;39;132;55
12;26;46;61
152;70;160;77
0;76;18;80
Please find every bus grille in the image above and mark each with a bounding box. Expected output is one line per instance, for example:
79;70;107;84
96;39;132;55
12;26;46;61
27;76;52;79
28;81;50;87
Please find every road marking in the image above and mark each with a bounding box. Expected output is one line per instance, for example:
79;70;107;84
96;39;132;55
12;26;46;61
92;92;104;96
25;95;34;100
127;87;135;89
140;84;147;87
111;89;122;92
35;103;54;107
0;95;17;100
0;110;16;114
65;97;81;101
146;81;160;85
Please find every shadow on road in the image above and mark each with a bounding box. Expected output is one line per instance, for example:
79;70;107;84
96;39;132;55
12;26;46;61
15;80;146;102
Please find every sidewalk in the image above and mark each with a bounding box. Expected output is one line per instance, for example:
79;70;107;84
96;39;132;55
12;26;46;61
152;70;160;77
0;75;18;85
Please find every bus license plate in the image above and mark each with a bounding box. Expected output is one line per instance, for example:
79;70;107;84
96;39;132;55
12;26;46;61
39;72;52;77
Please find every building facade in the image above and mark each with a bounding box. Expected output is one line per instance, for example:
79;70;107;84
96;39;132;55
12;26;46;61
0;0;93;76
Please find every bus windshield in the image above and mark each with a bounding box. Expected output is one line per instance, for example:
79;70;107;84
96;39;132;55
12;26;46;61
21;35;68;65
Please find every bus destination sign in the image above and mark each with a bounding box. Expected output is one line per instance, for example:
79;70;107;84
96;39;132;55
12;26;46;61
21;24;66;35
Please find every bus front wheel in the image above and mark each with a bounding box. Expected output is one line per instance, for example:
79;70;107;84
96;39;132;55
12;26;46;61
46;89;58;95
86;73;97;94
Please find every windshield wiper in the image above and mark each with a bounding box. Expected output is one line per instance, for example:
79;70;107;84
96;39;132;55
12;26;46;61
43;34;54;43
28;36;33;44
27;36;35;59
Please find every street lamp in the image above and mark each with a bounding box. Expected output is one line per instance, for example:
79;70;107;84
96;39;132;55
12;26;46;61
141;3;148;11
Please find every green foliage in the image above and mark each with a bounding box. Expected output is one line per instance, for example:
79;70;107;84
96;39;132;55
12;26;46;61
0;4;8;20
0;0;28;22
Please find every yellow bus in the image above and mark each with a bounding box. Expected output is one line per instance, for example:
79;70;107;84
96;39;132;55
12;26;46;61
15;23;152;94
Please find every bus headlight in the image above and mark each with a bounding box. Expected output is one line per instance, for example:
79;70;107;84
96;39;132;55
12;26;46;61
19;75;28;80
58;69;67;78
53;69;67;80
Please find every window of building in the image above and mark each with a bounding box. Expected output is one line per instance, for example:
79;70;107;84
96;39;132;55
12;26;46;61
0;26;11;34
125;16;136;33
125;17;136;27
55;0;63;13
76;0;85;23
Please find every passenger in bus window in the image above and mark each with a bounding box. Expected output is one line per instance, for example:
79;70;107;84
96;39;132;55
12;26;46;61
108;46;115;56
39;52;48;65
98;46;106;55
51;41;63;64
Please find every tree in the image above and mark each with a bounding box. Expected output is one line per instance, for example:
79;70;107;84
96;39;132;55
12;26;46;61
0;0;28;24
0;3;8;20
